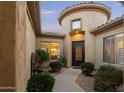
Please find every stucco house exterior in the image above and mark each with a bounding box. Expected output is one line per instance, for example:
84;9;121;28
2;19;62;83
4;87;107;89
0;1;123;92
38;2;124;69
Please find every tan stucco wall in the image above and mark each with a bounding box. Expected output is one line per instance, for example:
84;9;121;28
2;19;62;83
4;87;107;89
0;1;37;91
95;26;124;70
0;2;16;91
25;9;36;90
15;2;27;91
36;37;64;56
61;10;108;67
15;2;36;91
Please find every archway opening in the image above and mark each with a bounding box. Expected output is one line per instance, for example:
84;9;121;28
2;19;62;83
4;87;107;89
70;31;85;66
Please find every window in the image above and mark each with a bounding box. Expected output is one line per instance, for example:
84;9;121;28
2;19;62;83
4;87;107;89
104;33;124;64
75;45;82;61
41;42;61;60
71;19;81;30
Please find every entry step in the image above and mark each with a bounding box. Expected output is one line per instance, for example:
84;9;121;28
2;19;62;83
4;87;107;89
72;66;81;69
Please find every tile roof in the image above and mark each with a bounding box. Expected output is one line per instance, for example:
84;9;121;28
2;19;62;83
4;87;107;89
60;1;111;15
58;1;111;25
39;32;65;38
90;14;124;34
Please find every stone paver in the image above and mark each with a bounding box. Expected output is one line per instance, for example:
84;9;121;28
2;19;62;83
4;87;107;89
53;68;85;92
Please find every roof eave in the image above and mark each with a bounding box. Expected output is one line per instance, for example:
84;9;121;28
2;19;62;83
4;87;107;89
90;17;123;35
38;33;65;39
27;1;41;36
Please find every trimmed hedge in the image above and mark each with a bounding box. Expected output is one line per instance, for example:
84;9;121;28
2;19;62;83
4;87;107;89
27;73;55;92
94;65;123;92
50;61;63;72
80;62;94;75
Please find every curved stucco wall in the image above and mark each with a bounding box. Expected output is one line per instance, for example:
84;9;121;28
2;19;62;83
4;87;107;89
61;10;108;67
61;11;108;32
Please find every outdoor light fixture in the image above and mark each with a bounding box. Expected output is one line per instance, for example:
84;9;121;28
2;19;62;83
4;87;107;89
75;31;79;34
51;48;57;51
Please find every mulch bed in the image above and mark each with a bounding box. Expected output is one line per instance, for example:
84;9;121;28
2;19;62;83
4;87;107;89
75;72;124;92
75;73;95;92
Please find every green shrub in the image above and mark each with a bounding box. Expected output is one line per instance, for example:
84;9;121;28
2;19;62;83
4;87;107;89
50;61;63;72
94;65;123;92
27;73;55;92
80;62;94;75
58;56;67;67
36;49;49;61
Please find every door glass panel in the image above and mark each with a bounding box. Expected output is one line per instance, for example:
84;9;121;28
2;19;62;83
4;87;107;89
75;45;82;61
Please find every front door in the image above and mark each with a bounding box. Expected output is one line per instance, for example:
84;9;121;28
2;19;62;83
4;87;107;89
72;41;85;66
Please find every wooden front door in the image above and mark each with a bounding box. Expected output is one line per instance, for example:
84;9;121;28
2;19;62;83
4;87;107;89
72;41;85;66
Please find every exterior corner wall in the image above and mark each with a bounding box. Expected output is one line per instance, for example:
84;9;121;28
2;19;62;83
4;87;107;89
25;5;36;91
0;2;16;91
15;2;27;91
64;34;72;67
95;26;124;70
85;31;96;63
15;2;36;91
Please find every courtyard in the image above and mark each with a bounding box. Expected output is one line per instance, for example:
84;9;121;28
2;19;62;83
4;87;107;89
53;68;84;92
0;1;123;92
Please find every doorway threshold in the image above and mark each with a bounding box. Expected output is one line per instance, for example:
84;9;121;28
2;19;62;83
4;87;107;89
72;66;81;69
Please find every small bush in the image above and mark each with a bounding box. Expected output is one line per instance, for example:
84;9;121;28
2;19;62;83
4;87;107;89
36;49;49;61
50;61;63;72
27;73;55;92
94;65;123;92
80;62;94;75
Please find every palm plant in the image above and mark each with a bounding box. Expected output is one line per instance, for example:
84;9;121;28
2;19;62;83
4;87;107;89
58;56;67;67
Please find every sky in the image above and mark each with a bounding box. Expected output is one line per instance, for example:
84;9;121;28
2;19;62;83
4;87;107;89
40;1;124;33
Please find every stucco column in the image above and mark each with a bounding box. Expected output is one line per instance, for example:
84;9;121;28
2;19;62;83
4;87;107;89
63;34;72;67
85;30;95;63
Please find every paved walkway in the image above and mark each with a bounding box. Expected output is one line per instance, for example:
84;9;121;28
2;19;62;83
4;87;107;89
53;68;85;92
